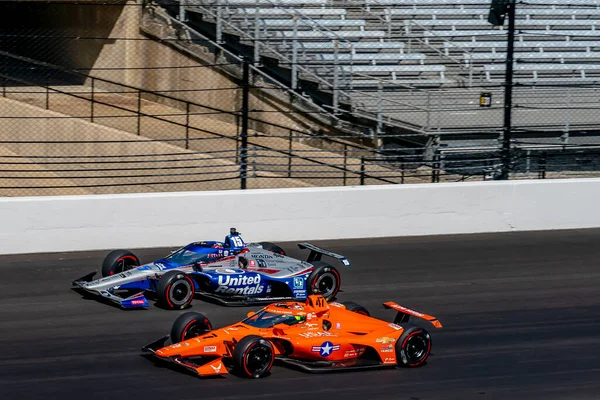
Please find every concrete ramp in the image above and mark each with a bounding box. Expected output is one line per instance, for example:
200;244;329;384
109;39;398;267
5;84;403;187
0;96;311;196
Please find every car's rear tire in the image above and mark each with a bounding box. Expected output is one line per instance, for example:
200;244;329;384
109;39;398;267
307;261;341;301
395;324;432;367
233;335;275;379
170;312;213;343
258;242;286;255
340;301;370;316
156;271;196;310
101;250;140;277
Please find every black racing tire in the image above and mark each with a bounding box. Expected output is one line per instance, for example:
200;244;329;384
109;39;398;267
156;270;196;310
307;261;341;301
233;335;275;379
258;242;286;256
395;324;432;367
170;311;213;343
101;249;140;277
340;301;370;316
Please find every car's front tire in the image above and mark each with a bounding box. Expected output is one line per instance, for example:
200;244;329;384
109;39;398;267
233;335;275;379
307;261;341;301
101;250;140;277
395;324;432;367
170;312;212;343
156;271;196;310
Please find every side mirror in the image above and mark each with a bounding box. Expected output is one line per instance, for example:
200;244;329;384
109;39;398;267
247;311;256;318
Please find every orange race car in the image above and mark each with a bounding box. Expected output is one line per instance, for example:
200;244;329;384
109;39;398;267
142;293;443;378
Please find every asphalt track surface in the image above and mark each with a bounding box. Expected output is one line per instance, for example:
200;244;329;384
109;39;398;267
1;230;600;400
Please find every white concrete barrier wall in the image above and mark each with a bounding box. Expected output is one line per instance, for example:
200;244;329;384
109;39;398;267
0;178;598;255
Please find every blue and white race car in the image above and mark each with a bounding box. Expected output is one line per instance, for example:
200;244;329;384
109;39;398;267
71;228;350;309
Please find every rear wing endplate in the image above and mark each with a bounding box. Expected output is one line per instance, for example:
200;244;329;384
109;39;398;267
383;302;442;329
297;242;350;266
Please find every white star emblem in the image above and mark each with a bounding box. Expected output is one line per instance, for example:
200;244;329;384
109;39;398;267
321;342;333;355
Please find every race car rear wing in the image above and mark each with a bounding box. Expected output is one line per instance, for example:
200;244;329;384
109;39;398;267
383;302;443;329
298;242;351;266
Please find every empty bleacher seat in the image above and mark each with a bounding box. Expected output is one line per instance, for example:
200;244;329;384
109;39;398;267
203;0;327;5
233;8;347;18
267;30;386;39
314;53;425;63
258;19;366;28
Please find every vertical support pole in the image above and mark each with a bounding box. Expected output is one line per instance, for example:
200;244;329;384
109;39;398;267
291;15;298;90
360;156;365;185
179;0;187;21
3;77;6;97
376;81;383;137
90;78;95;123
563;86;571;144
333;39;339;114
288;129;293;178
185;102;190;149
240;59;250;190
343;144;347;186
254;0;260;66
216;0;223;44
498;0;516;180
539;152;547;179
426;91;431;130
137;90;142;135
45;79;50;110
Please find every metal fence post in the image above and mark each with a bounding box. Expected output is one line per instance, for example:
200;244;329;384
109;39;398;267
185;102;190;149
90;77;95;123
240;59;250;189
376;81;383;137
137;90;142;135
45;79;50;110
360;157;365;185
291;15;298;90
538;152;547;179
288;129;293;178
342;144;348;186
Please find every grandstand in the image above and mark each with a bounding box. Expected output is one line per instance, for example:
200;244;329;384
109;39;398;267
168;0;600;146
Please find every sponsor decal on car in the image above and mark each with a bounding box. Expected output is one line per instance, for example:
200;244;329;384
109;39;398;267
298;331;336;338
383;357;396;363
293;277;304;289
389;323;402;330
204;346;217;352
344;347;365;358
380;344;394;352
376;337;396;344
254;254;274;259
311;341;340;357
215;273;265;295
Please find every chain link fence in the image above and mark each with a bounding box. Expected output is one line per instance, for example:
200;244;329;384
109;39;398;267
1;0;600;197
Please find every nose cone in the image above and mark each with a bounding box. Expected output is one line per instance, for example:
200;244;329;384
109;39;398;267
156;342;186;357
